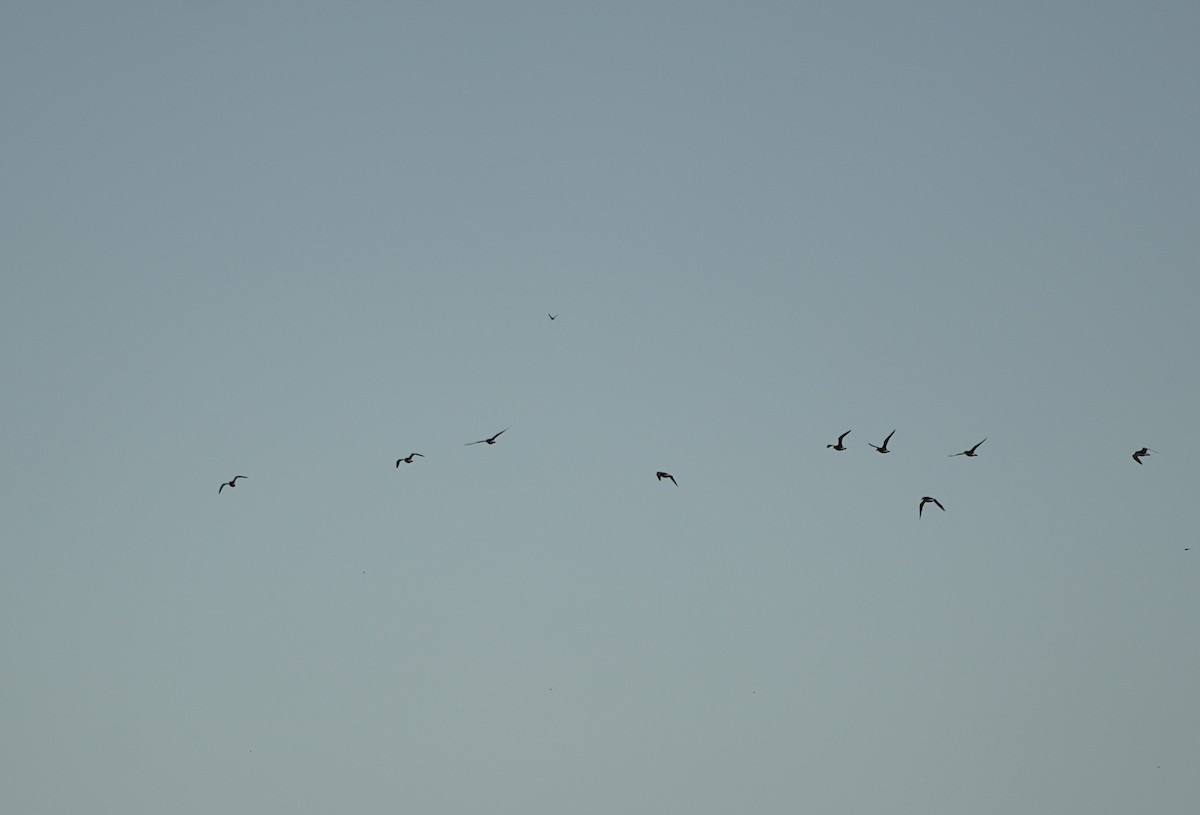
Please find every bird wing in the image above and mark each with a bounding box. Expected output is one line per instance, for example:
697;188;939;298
396;460;402;467
884;430;895;444
465;440;485;445
491;428;509;440
919;501;924;517
413;453;424;457
669;475;678;485
838;430;851;443
219;483;226;493
934;499;945;511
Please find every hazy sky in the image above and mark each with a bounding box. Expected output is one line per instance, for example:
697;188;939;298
3;2;1198;813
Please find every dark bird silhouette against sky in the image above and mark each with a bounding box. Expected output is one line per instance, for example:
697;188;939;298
950;438;987;457
219;475;247;493
656;471;678;486
827;430;851;451
919;496;945;517
1132;447;1156;464
396;453;424;466
548;313;557;320
466;428;509;446
868;430;895;454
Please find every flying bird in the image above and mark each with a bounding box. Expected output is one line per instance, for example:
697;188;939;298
919;496;945;517
656;471;678;486
868;430;895;454
395;453;424;466
827;430;851;451
1132;447;1156;464
548;313;557;320
950;438;987;457
466;428;509;446
219;475;247;493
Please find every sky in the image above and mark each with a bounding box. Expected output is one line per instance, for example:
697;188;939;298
2;1;1198;812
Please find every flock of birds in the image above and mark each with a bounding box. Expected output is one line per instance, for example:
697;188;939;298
217;314;1158;518
219;429;1158;519
823;429;967;518
219;425;681;493
819;430;1154;517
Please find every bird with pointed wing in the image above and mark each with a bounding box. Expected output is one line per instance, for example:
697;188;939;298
869;430;895;454
919;496;945;518
466;428;509;446
827;430;851;451
950;438;987;457
219;475;247;493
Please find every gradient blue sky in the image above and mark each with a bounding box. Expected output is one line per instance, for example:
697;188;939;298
3;2;1198;813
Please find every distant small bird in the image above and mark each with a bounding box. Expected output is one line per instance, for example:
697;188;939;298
950;437;987;457
219;475;247;493
656;471;678;486
827;430;851;451
869;430;895;454
548;313;557;320
919;496;945;518
466;428;508;446
395;453;424;466
1132;447;1156;464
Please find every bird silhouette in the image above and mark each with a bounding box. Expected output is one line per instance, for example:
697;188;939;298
868;430;895;454
219;475;247;493
466;428;508;446
827;430;851;451
950;438;987;457
1132;447;1156;464
919;496;945;517
548;313;557;320
656;471;678;486
395;453;424;466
